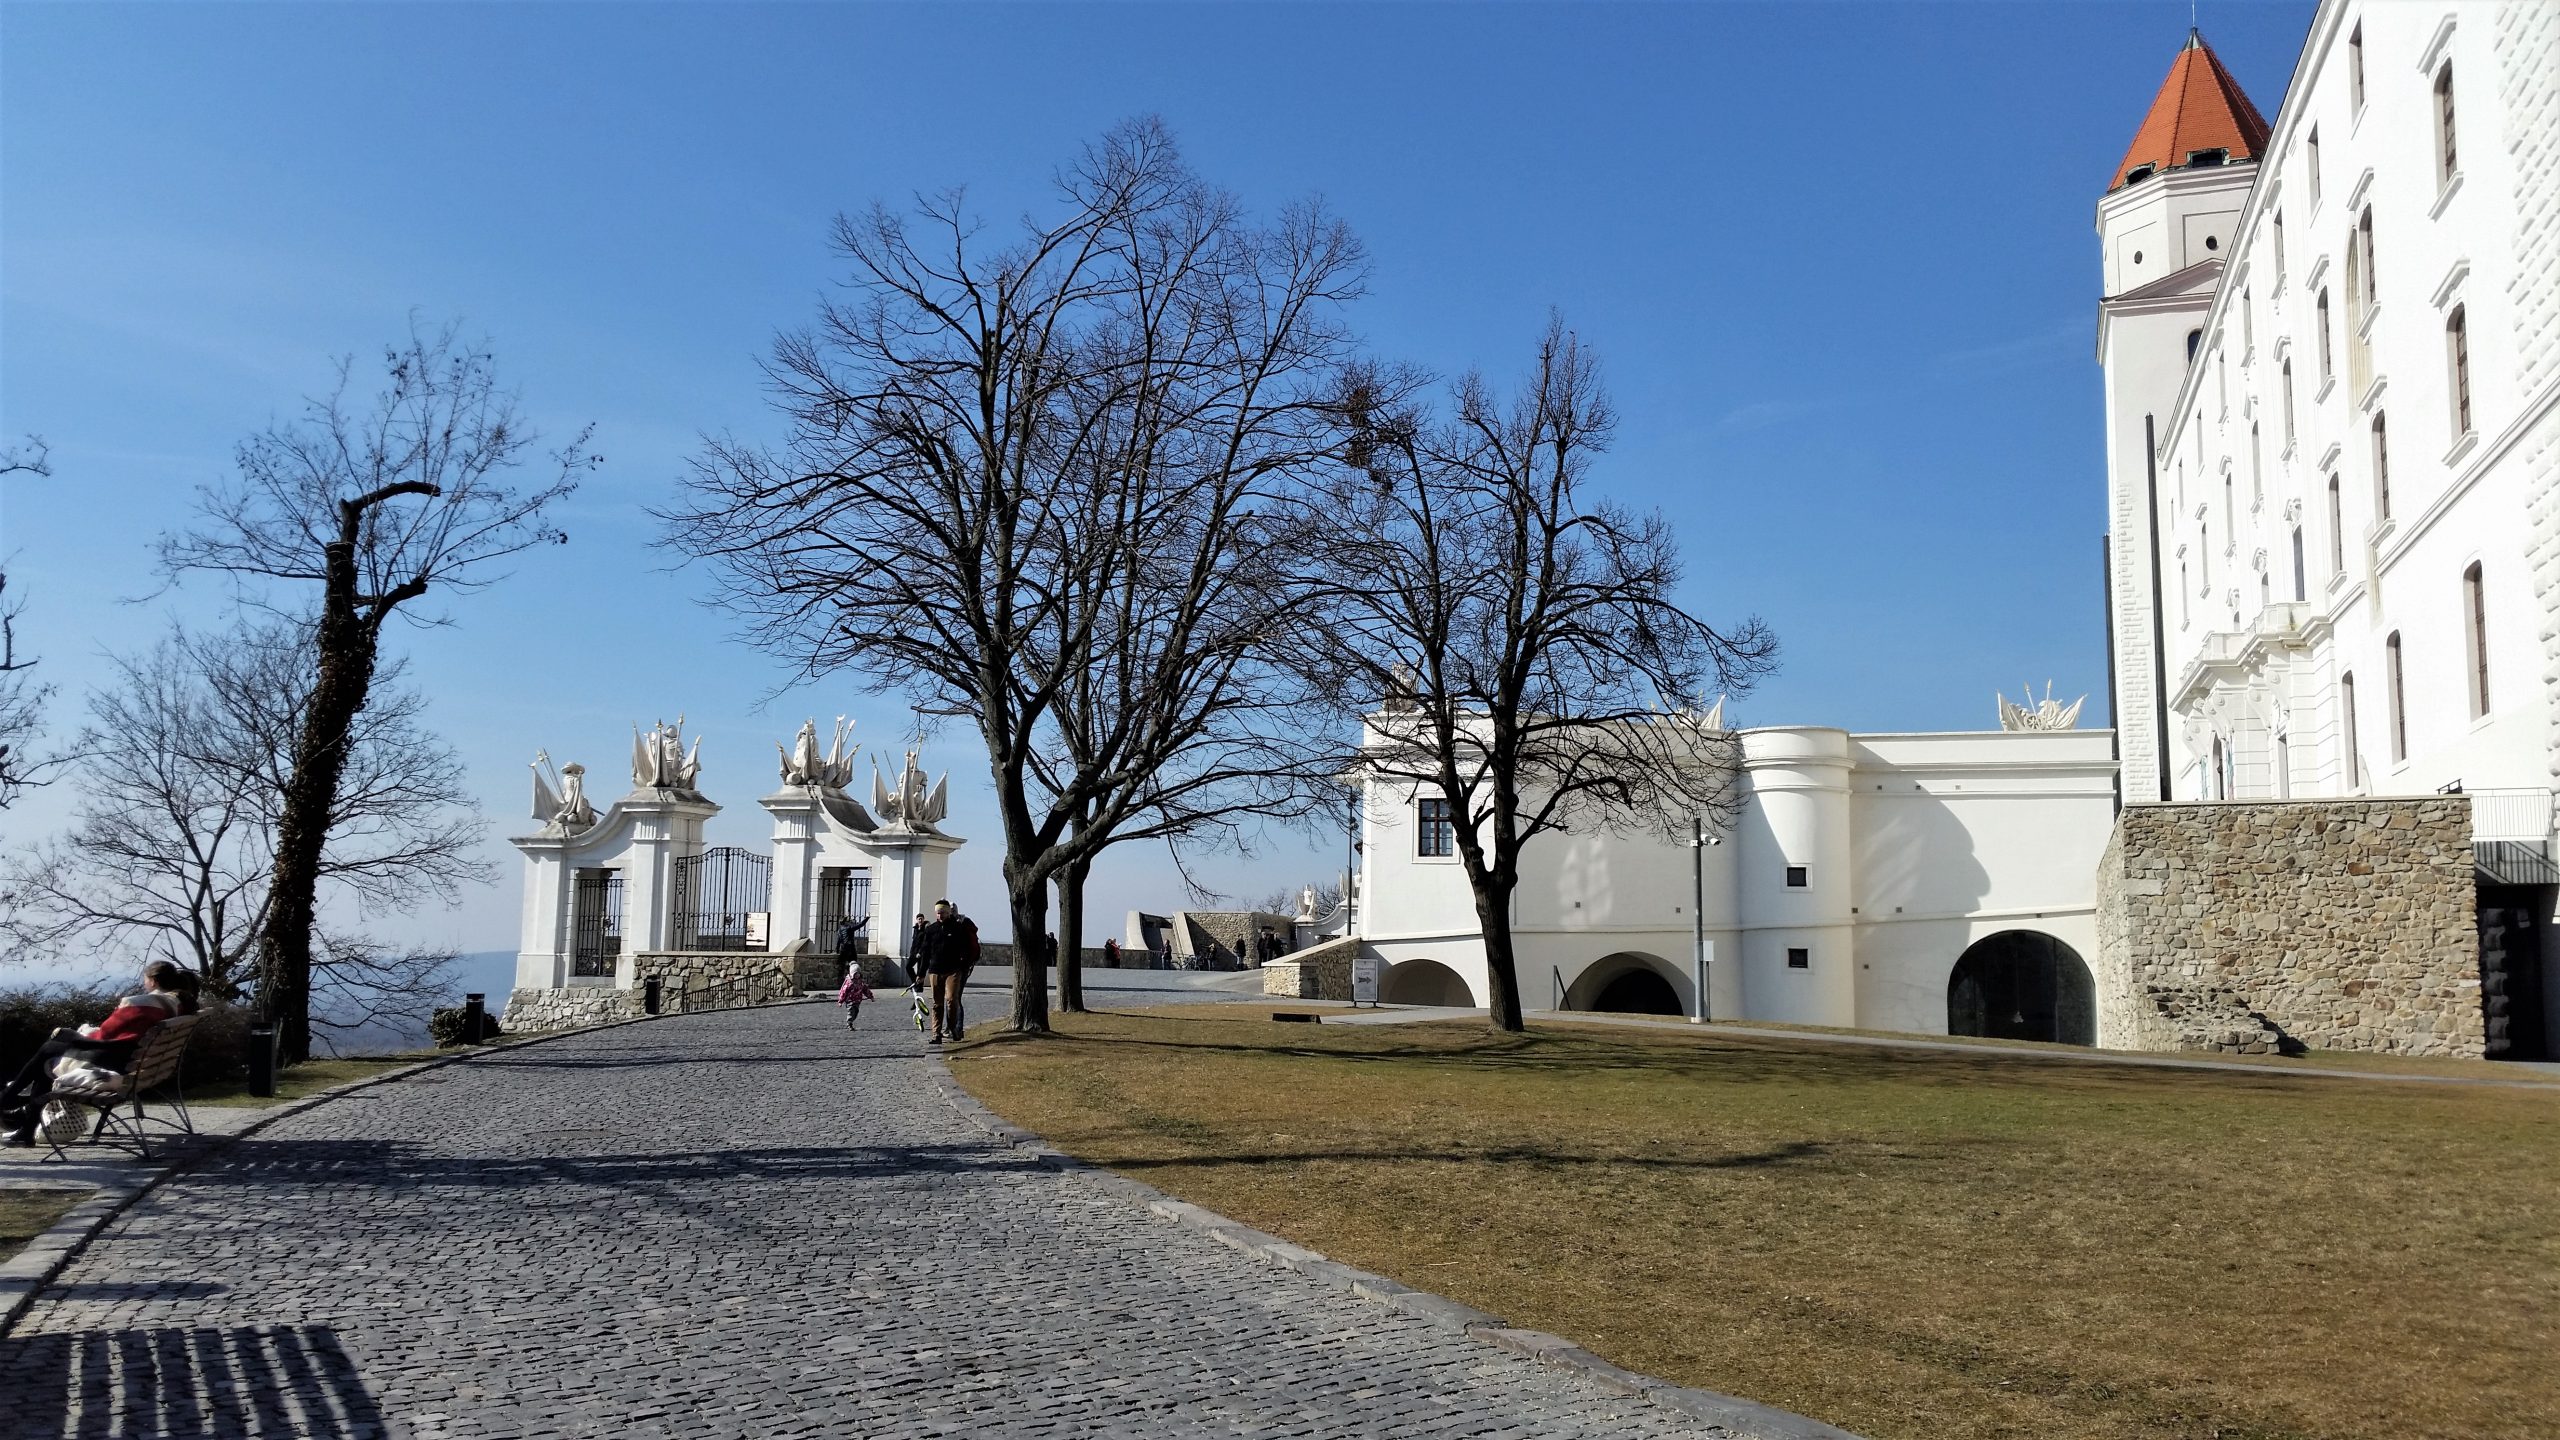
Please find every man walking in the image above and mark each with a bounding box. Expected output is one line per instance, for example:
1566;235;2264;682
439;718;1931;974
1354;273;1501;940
915;899;980;1045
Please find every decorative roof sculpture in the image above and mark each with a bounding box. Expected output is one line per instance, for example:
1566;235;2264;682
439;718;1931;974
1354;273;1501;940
778;716;859;791
1997;682;2086;732
528;750;597;832
632;716;704;795
871;749;949;833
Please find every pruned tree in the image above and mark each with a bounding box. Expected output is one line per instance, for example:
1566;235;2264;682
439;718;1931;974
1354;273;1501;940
0;622;486;1039
664;118;1359;1032
0;436;56;811
157;327;591;1061
1313;318;1777;1030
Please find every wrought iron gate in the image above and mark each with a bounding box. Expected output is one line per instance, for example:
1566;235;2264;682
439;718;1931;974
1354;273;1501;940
816;867;873;953
670;846;772;951
571;869;624;977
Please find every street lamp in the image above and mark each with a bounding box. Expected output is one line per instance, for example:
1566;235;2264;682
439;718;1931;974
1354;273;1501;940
1687;819;1720;1024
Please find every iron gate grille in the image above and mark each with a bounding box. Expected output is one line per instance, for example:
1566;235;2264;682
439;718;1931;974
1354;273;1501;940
816;868;873;953
571;869;624;978
670;846;772;951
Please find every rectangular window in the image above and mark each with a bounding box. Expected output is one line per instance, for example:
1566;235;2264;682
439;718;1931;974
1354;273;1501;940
2242;289;2253;351
2275;733;2292;799
2386;631;2408;763
2250;422;2263;502
2358;209;2377;309
2349;24;2365;112
2273;212;2286;277
2282;360;2297;447
2307;128;2322;209
1784;865;1808;888
2342;671;2362;789
2436;65;2459;183
2317;289;2333;383
2291;526;2306;602
1786;948;1810;970
1417;798;1454;857
2449;307;2473;437
2327;475;2344;575
2372;414;2391;519
2466;563;2490;718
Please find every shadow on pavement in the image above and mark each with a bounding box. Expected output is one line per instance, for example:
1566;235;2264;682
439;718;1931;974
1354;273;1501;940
0;1324;389;1439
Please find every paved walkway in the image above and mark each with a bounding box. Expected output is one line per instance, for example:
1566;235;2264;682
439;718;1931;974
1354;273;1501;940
0;1004;1696;1439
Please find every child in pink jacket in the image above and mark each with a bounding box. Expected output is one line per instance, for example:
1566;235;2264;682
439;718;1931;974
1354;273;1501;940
836;966;875;1031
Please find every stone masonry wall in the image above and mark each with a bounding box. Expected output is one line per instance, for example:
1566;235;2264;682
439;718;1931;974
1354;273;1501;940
1262;937;1359;1001
2094;798;2484;1057
502;987;647;1033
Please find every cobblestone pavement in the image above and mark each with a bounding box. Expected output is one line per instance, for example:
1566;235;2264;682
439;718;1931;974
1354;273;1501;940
0;1003;1698;1439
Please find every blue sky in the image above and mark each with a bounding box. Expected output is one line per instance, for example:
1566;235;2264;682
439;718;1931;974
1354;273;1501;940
0;0;2316;964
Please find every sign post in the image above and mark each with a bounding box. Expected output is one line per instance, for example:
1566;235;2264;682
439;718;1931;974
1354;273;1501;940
1351;955;1383;1008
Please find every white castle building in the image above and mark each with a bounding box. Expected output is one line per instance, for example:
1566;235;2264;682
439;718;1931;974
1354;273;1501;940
1351;3;2560;1059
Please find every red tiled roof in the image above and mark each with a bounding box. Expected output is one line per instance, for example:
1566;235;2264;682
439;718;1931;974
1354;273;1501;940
2110;31;2273;192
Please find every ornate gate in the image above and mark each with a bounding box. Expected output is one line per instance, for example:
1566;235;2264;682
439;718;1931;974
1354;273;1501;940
570;869;624;977
816;867;873;953
670;846;772;951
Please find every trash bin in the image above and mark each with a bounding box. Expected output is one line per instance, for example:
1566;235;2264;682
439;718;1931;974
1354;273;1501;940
463;993;487;1044
246;1023;278;1098
644;976;662;1015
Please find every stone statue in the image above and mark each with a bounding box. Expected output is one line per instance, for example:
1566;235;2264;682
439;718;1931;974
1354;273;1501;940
1297;885;1318;922
1997;681;2086;732
778;716;858;790
529;751;596;830
871;748;950;831
632;716;704;793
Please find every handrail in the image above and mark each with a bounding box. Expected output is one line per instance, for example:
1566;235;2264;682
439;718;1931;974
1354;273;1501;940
1552;965;1568;1011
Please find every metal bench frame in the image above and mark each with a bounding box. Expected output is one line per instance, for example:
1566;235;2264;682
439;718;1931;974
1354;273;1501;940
41;1014;200;1163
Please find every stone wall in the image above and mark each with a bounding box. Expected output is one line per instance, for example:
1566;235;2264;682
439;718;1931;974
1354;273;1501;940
2093;798;2484;1057
1262;937;1359;1001
502;987;647;1033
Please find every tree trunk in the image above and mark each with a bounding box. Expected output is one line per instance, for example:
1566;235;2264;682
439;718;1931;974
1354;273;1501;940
1007;884;1052;1034
1056;853;1089;1014
260;540;378;1065
1472;882;1526;1032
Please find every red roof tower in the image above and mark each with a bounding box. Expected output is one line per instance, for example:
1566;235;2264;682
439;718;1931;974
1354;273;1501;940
2109;30;2273;192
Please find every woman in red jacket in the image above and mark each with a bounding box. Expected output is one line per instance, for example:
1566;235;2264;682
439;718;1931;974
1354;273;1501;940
1;960;198;1146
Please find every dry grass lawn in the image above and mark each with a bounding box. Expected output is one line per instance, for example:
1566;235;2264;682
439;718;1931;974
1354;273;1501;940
0;1186;82;1265
951;1006;2560;1440
190;1053;437;1108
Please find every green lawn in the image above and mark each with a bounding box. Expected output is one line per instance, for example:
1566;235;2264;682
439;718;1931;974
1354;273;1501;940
0;1186;83;1265
953;1006;2560;1440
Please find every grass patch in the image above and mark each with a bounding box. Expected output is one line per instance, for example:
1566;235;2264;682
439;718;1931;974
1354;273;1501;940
188;1052;441;1108
0;1186;84;1265
951;1006;2560;1440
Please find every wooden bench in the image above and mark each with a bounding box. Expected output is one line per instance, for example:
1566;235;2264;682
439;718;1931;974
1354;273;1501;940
41;1014;200;1162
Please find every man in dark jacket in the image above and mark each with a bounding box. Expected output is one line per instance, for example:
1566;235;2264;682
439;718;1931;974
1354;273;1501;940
915;899;981;1044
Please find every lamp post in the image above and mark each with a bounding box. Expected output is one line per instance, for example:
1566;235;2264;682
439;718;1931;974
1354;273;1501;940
1344;785;1361;938
1689;818;1718;1024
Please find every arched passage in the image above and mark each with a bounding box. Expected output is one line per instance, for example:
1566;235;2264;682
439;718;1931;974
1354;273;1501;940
1563;952;1691;1016
1381;959;1475;1007
1947;931;2095;1046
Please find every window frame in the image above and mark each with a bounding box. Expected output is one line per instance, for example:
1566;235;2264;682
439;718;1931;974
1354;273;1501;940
1416;797;1456;858
2342;670;2363;789
2385;631;2408;764
1785;947;1811;971
2448;306;2473;438
2464;562;2490;719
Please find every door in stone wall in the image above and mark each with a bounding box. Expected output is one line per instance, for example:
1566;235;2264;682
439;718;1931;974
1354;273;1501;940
1947;931;2096;1046
2476;884;2552;1061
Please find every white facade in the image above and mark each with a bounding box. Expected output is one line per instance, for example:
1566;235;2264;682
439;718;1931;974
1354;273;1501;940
1356;725;2119;1041
2103;4;2560;809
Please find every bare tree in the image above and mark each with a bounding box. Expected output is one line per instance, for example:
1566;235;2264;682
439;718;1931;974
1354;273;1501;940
157;326;590;1062
0;623;487;1039
665;118;1359;1032
0;436;56;810
1253;877;1342;918
1314;319;1777;1030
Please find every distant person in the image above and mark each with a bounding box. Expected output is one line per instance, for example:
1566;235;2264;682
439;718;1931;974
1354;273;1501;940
2;961;198;1147
1102;938;1121;969
915;899;981;1045
832;914;864;985
906;912;929;987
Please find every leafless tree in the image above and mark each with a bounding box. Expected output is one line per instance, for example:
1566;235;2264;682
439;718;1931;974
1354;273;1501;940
1253;878;1343;918
1313;318;1777;1030
664;118;1359;1032
0;436;56;811
157;326;591;1061
0;623;486;1041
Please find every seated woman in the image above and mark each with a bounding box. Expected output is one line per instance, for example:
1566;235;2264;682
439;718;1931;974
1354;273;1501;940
1;960;200;1146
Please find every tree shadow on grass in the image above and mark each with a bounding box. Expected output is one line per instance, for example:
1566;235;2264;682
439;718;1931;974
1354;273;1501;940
1099;1138;1850;1174
0;1324;389;1439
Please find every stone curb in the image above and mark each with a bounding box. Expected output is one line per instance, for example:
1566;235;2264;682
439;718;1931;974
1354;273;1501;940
923;1053;1867;1440
0;998;817;1339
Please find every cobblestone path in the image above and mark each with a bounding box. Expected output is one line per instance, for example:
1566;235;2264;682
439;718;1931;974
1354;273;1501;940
0;1003;1696;1438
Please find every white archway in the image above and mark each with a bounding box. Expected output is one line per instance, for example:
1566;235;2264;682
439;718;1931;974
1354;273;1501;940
1381;959;1476;1006
1563;951;1691;1016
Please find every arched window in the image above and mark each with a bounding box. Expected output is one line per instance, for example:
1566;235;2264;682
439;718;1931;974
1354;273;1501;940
2223;474;2234;541
2386;631;2408;764
2282;360;2297;447
2349;24;2366;111
2372;413;2391;520
2435;64;2459;185
2211;736;2228;800
2357;209;2378;311
2273;211;2287;275
2327;474;2344;575
2317;289;2333;383
2465;562;2490;718
2187;328;2204;362
2449;307;2473;437
2341;671;2362;790
2250;422;2263;502
2307;128;2323;208
2291;526;2306;601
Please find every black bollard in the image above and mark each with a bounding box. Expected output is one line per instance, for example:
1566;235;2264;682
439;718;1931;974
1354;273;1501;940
463;993;486;1044
246;1023;278;1097
644;976;662;1015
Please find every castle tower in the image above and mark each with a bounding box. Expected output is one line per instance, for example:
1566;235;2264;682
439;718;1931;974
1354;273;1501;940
2097;32;2271;802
